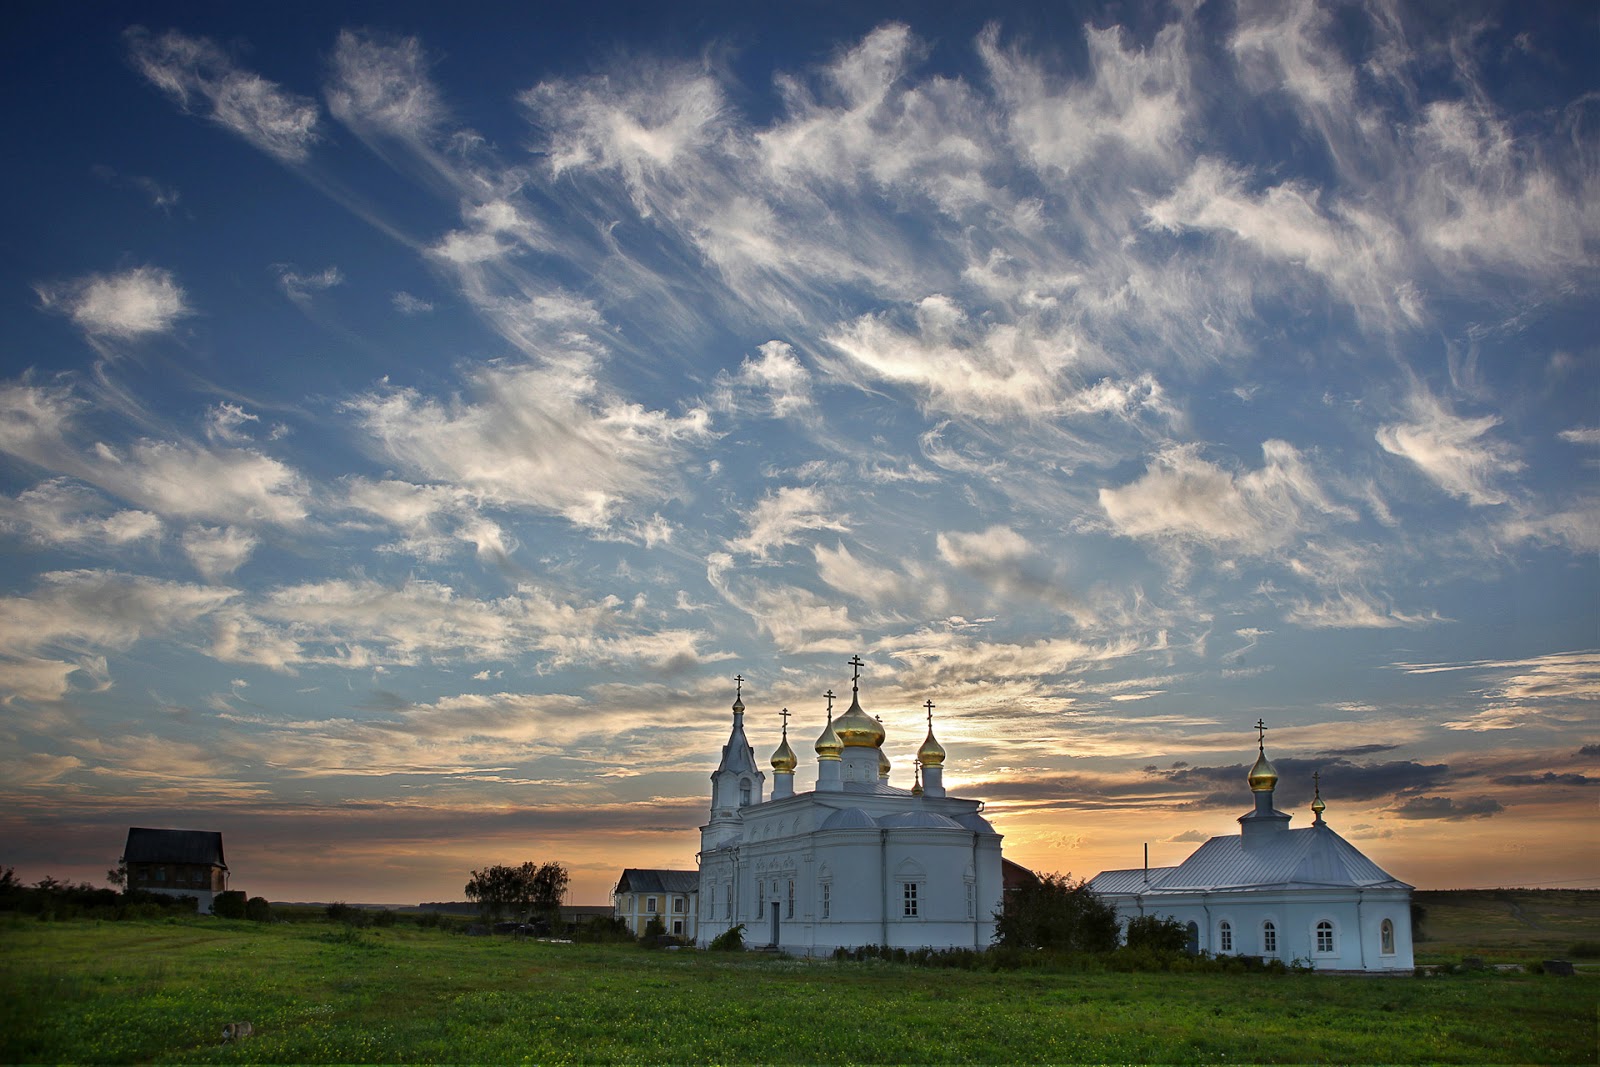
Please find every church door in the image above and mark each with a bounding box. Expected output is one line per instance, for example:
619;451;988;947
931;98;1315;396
770;901;781;947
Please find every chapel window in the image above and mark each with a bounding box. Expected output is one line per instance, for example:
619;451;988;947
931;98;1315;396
1262;920;1277;954
1381;918;1395;955
1185;921;1200;955
1316;920;1335;953
739;780;751;806
902;882;919;917
1218;920;1233;953
820;882;831;919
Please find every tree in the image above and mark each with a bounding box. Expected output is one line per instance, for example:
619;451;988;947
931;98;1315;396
464;861;569;923
994;872;1120;953
105;864;127;891
1123;914;1190;954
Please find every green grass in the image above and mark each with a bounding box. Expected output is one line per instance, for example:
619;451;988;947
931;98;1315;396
1;917;1594;1064
1414;889;1600;963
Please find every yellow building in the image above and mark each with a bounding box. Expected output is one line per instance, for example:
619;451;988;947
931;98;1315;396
613;868;699;939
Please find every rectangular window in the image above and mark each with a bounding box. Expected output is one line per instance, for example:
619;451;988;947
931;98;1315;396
673;920;683;935
821;882;830;919
156;867;166;882
786;879;795;919
673;896;685;913
1219;922;1233;952
646;896;657;914
1262;922;1277;954
903;882;918;917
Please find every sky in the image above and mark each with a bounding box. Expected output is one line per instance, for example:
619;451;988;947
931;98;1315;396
0;0;1595;906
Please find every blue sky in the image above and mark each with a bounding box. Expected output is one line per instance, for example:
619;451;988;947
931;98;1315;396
1;0;1594;904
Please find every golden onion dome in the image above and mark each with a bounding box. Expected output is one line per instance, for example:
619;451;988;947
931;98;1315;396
771;734;797;774
878;747;891;779
833;695;885;748
1311;791;1325;817
1247;749;1278;793
814;717;843;761
917;730;946;769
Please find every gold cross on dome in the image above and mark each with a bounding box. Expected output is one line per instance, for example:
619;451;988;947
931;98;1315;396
924;699;935;728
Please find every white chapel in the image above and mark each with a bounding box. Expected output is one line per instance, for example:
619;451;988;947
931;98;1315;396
1089;723;1415;971
695;659;1005;955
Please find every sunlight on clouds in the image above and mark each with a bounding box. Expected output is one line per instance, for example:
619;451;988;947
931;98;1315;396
180;525;258;580
326;31;445;140
0;570;236;660
0;479;161;549
1377;391;1523;506
726;485;847;559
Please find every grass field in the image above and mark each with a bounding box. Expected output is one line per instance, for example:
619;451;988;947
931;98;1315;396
1413;889;1600;963
1;917;1594;1064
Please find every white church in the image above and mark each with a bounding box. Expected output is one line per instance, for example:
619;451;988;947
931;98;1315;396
695;659;1005;955
1088;724;1416;971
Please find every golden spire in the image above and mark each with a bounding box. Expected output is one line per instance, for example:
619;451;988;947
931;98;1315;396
814;689;843;760
771;708;797;774
1247;718;1278;793
1311;770;1326;822
917;698;946;768
912;760;924;797
833;655;885;747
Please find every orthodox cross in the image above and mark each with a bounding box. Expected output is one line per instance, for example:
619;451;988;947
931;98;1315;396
779;706;790;738
824;689;835;717
849;655;864;688
734;674;744;699
1312;769;1321;795
924;699;936;729
1255;718;1268;750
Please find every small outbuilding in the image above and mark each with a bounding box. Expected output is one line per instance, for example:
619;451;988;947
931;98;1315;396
613;868;699;939
1090;728;1414;972
121;827;229;914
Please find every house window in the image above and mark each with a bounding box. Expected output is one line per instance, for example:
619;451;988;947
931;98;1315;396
820;882;831;919
1316;920;1335;953
673;896;685;913
673;920;683;935
1218;920;1233;953
902;882;918;917
1262;921;1277;955
156;867;166;882
1381;918;1396;955
787;880;795;919
646;896;657;914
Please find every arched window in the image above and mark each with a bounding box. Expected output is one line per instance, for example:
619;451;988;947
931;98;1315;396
1262;920;1277;955
1316;920;1335;953
739;779;751;806
1184;921;1200;955
1218;920;1233;953
1380;918;1396;955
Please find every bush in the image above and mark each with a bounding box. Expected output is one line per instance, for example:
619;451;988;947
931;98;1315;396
244;896;273;922
573;916;634;943
994;873;1119;953
1123;914;1190;954
642;915;666;939
1568;940;1600;959
371;909;397;927
211;891;247;919
325;901;368;926
708;924;746;951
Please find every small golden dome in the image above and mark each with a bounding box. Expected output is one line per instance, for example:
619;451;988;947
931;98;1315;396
1311;792;1325;816
771;735;797;774
1247;749;1278;793
814;717;843;760
833;695;885;748
917;730;946;768
878;747;891;779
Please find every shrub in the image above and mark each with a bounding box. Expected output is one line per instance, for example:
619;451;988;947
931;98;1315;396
994;873;1119;953
244;896;273;922
1568;940;1600;959
573;916;634;943
1123;914;1190;954
371;909;397;927
211;891;247;919
325;901;368;926
642;915;667;939
708;924;746;951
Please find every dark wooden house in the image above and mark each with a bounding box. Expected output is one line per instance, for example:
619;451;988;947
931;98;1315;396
121;827;229;913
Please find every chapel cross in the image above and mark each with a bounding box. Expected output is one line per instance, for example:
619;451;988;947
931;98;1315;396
779;706;790;736
1255;718;1268;749
849;655;864;686
734;674;744;699
924;699;936;729
824;689;835;716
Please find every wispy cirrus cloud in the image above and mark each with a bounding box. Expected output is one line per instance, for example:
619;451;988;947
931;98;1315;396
1377;391;1522;506
125;27;321;163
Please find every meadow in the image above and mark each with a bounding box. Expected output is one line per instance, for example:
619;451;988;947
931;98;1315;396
1;915;1594;1064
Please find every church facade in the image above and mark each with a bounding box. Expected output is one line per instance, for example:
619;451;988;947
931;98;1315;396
1089;730;1415;972
695;662;1005;955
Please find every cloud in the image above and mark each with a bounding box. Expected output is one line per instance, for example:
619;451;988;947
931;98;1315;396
36;266;191;340
326;31;445;141
726;486;847;559
1100;440;1354;555
1377;391;1522;506
392;292;434;315
181;525;258;579
735;341;813;419
0;570;237;661
1285;590;1436;630
125;27;321;163
204;402;260;444
274;265;344;304
1390;795;1504;821
0;479;161;549
351;360;710;531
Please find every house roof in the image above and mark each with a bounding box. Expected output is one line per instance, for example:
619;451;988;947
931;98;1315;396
1097;825;1410;896
614;868;699;895
122;827;226;867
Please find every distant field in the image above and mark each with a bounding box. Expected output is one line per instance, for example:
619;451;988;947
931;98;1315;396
1413;889;1600;963
1;916;1594;1064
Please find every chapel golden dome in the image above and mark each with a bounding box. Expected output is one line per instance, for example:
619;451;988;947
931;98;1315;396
814;717;843;761
771;734;797;774
917;730;946;769
833;696;885;748
878;746;891;778
1247;749;1278;793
